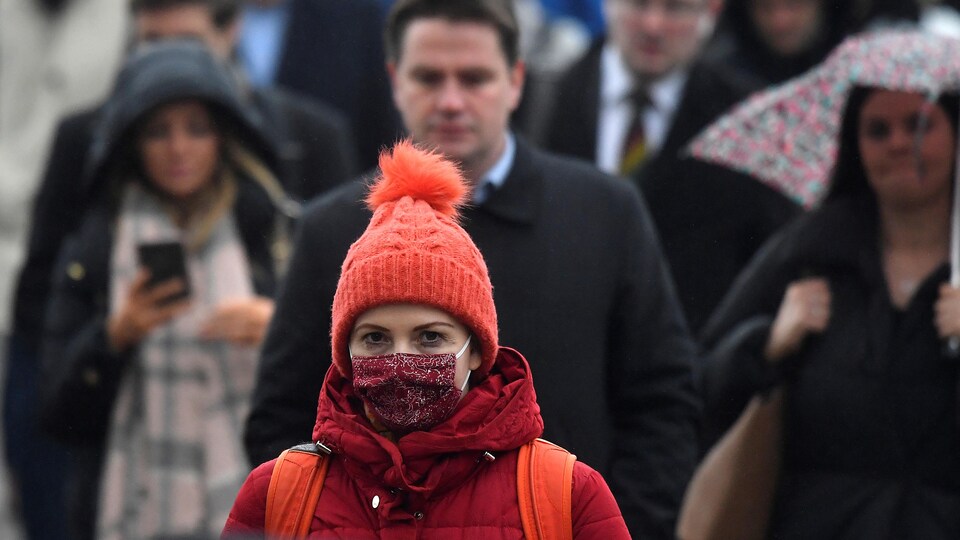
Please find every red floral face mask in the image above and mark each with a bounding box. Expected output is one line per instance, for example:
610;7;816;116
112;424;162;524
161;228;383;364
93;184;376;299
351;337;472;434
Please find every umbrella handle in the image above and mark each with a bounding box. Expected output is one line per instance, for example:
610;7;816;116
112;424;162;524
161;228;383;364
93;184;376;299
949;103;960;360
946;337;960;359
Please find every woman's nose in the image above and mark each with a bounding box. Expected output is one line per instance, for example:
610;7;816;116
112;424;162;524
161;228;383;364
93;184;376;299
392;340;418;355
168;129;191;155
887;126;914;150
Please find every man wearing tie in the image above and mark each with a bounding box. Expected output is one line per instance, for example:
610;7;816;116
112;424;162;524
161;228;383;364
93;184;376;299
542;0;800;333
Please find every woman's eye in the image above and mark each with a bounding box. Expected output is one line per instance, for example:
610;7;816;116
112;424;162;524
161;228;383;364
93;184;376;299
362;332;387;345
419;331;443;346
863;120;890;141
906;114;933;135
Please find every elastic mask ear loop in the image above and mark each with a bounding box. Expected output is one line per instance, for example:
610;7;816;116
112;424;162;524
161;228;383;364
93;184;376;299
454;335;472;359
457;336;473;392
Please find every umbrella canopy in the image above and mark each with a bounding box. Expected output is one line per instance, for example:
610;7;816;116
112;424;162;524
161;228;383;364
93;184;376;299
688;29;960;209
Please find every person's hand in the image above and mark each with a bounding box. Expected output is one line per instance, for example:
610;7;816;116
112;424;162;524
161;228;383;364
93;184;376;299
764;277;831;363
934;284;960;340
199;296;275;347
107;269;190;352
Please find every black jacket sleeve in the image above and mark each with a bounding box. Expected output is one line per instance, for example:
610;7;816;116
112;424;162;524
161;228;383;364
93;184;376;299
39;213;129;444
604;186;702;539
243;182;370;465
696;228;800;449
12;109;98;350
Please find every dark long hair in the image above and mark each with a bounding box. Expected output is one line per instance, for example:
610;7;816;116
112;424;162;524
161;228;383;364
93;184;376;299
826;86;960;204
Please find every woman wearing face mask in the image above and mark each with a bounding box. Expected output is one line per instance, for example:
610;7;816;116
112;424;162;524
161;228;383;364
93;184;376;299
39;41;291;540
222;141;630;538
698;86;960;538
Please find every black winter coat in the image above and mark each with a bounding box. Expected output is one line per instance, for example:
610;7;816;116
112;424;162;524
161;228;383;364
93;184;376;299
699;197;960;539
38;176;285;540
244;138;701;539
541;41;800;332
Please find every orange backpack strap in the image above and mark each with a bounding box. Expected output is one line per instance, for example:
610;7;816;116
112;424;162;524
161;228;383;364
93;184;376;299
516;438;576;540
265;442;332;538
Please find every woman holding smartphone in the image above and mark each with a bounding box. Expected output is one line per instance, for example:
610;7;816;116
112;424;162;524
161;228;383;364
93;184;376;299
39;40;291;540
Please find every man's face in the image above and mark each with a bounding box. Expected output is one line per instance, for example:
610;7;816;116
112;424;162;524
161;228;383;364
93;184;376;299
387;19;524;182
604;0;721;83
135;5;236;59
749;0;823;57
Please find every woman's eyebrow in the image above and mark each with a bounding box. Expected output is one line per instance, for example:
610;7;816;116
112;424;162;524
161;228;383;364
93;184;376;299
351;323;390;337
412;322;457;331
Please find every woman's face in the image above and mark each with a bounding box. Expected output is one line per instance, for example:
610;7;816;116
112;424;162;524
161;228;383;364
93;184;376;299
138;99;221;200
859;90;956;209
350;303;482;390
749;0;823;56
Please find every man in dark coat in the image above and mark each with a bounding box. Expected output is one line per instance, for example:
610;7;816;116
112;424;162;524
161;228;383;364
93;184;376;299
541;0;801;333
244;1;700;538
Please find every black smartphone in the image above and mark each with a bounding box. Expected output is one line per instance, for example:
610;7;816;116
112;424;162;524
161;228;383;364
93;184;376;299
137;241;191;303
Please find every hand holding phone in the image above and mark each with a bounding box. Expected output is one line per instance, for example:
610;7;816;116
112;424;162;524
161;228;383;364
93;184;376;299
107;268;191;352
137;241;191;303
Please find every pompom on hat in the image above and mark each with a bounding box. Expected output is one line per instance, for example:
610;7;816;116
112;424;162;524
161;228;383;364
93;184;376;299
331;140;499;378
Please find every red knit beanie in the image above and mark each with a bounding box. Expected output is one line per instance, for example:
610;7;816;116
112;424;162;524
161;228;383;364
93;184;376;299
331;140;499;379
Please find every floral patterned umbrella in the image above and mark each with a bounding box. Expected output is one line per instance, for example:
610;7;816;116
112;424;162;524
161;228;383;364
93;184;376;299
688;28;960;209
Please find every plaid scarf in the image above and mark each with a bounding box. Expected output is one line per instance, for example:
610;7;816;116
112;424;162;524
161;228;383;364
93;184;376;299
98;182;257;539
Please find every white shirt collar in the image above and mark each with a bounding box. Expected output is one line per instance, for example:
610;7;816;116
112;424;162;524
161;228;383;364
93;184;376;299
472;131;515;205
595;44;689;174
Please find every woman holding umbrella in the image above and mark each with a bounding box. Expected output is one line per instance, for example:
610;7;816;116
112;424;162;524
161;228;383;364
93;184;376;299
697;42;960;538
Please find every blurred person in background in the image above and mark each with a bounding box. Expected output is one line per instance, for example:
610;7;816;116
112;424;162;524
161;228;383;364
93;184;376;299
39;41;292;540
4;2;356;535
132;0;358;199
540;0;800;333
706;0;921;87
705;0;845;86
238;0;401;168
0;0;126;537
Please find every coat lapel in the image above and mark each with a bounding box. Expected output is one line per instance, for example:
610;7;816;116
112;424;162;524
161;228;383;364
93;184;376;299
469;137;543;225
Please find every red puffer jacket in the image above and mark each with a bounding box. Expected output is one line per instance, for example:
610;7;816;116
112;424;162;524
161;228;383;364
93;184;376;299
223;347;629;538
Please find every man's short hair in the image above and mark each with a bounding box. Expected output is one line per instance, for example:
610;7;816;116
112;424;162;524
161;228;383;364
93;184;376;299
385;0;519;65
130;0;240;29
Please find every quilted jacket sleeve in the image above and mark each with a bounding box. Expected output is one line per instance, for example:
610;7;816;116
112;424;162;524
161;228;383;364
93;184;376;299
221;459;276;538
571;460;632;539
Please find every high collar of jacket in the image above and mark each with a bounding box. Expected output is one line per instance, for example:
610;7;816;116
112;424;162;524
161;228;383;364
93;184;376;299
771;196;949;289
311;346;544;498
786;196;878;270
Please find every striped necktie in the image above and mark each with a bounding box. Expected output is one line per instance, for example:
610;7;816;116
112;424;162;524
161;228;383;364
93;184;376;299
619;89;649;177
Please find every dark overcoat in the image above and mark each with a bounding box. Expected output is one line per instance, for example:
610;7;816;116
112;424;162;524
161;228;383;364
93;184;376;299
542;40;800;332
